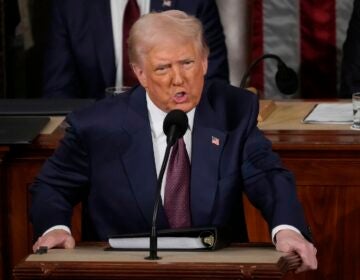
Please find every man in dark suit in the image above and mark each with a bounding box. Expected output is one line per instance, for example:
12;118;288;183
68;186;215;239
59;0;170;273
340;0;360;98
42;0;229;98
31;10;317;273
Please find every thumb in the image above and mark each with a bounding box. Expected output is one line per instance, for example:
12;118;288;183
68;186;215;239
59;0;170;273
62;235;76;249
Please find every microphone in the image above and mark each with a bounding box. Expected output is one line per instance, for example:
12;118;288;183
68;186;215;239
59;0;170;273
163;109;189;146
240;53;298;95
146;109;188;260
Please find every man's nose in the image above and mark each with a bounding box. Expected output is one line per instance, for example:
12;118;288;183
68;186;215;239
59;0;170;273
171;66;184;85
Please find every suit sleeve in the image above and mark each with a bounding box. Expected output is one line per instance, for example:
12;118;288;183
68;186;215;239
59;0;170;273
340;0;360;98
240;97;312;241
30;117;89;238
196;0;229;82
42;0;81;98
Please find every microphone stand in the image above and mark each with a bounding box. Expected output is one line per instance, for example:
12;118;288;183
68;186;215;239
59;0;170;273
240;54;283;88
239;53;298;95
145;143;172;260
145;111;187;260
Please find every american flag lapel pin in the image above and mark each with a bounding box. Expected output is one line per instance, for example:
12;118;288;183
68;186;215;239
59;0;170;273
211;136;220;146
162;0;172;8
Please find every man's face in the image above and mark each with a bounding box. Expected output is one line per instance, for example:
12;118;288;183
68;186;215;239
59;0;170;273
133;39;208;112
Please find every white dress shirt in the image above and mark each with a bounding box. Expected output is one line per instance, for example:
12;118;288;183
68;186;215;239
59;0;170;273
110;0;150;87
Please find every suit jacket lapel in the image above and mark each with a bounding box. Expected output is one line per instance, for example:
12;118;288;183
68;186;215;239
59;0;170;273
121;87;169;228
90;0;116;87
190;85;227;226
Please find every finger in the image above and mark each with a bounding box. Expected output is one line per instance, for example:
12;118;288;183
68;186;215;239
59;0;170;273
295;263;308;274
33;236;57;252
294;250;318;273
281;253;302;272
32;238;41;253
295;259;317;274
63;235;76;249
32;236;53;252
283;252;302;262
288;259;302;270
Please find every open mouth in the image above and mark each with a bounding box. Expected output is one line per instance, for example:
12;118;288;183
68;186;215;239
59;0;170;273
173;91;187;103
175;91;186;97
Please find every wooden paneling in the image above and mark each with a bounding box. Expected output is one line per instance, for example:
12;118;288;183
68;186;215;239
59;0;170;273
0;146;9;280
3;147;53;280
1;128;82;280
343;188;360;279
6;159;43;270
4;153;82;279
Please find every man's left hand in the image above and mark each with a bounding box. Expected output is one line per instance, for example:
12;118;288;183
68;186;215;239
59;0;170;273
275;229;318;273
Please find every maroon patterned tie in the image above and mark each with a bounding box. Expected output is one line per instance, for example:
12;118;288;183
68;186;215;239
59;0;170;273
164;138;192;228
123;0;140;87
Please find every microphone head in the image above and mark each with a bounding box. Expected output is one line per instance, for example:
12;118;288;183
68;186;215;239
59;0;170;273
275;64;299;95
163;109;188;146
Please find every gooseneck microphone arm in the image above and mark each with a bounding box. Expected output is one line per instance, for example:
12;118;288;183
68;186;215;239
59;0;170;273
240;53;298;95
240;54;279;88
146;143;172;260
146;110;188;260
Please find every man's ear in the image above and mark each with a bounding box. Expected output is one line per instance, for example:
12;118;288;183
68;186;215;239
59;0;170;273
201;56;208;76
132;64;147;88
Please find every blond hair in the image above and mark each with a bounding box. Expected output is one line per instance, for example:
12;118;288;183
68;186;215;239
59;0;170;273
127;10;209;65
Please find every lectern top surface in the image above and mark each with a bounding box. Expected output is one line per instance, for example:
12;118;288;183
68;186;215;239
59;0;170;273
25;245;283;264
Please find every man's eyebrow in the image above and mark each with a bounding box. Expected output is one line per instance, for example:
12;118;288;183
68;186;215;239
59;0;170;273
179;58;195;63
155;63;171;69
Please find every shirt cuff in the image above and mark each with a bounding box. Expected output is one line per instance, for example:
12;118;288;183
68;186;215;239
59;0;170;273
42;225;71;236
271;224;301;244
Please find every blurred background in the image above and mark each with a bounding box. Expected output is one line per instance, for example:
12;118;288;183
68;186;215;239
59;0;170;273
0;0;354;99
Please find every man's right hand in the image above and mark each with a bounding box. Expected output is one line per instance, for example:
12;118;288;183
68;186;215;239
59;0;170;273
32;229;75;253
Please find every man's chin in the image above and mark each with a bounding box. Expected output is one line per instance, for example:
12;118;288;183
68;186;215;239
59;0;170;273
169;102;196;113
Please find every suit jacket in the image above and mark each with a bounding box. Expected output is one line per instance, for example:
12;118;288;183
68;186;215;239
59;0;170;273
340;0;360;98
31;79;311;242
42;0;229;98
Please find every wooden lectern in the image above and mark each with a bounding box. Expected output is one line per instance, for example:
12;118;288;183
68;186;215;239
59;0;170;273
13;243;295;280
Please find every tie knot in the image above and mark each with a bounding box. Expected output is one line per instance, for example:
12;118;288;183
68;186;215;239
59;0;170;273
172;137;188;159
175;137;184;147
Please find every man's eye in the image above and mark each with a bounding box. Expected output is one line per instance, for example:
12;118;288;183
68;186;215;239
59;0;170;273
155;66;169;73
182;60;194;67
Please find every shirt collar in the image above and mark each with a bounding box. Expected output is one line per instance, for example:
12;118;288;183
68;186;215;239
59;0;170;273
146;94;195;139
